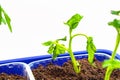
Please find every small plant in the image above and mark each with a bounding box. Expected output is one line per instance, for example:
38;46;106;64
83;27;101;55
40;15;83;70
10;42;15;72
43;13;96;73
102;10;120;80
0;5;12;32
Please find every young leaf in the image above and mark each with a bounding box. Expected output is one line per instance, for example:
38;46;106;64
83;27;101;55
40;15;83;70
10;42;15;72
0;5;12;32
103;10;120;80
111;10;120;16
43;40;66;60
0;5;2;25
64;14;83;29
108;19;120;29
42;41;53;46
57;36;67;41
1;18;6;24
102;59;120;69
47;44;55;54
3;12;12;32
86;37;96;64
52;44;66;60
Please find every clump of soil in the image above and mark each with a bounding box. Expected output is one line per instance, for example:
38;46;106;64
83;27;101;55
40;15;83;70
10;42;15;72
0;73;27;80
32;58;120;80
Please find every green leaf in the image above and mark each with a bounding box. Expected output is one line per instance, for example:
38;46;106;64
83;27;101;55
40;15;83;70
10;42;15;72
52;44;66;60
1;18;6;24
42;41;53;46
53;45;59;60
0;5;2;25
47;44;54;54
64;14;83;29
102;59;120;69
86;37;96;64
111;10;120;16
58;44;66;53
3;12;12;32
57;36;67;41
1;6;12;32
0;5;12;32
108;19;120;29
43;40;66;60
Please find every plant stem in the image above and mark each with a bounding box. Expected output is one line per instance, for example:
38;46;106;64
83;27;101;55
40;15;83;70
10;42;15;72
68;28;80;73
105;32;120;80
104;67;113;80
111;33;120;60
72;33;88;39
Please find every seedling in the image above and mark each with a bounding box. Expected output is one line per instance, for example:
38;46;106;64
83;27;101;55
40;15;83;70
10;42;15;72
43;14;96;73
0;5;12;32
102;10;120;80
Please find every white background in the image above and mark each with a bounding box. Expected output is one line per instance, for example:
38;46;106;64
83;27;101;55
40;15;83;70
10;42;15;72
0;0;120;60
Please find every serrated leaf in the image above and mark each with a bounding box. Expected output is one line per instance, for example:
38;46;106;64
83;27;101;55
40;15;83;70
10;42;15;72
86;37;96;64
111;10;120;16
102;59;120;69
64;14;83;29
42;41;53;46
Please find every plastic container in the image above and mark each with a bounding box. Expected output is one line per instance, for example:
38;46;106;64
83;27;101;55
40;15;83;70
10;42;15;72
0;49;119;64
0;49;119;80
29;49;120;69
29;50;120;79
0;62;35;80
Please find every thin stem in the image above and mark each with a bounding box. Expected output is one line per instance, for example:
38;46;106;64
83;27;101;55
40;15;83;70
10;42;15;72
111;33;120;60
104;31;120;80
72;33;89;40
68;28;80;73
69;28;72;50
104;67;113;80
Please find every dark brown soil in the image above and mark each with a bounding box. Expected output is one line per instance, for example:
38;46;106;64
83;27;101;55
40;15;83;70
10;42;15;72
32;58;120;80
0;73;27;80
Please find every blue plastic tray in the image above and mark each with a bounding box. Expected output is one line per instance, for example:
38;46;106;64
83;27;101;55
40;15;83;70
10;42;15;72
0;49;119;80
0;49;119;64
29;49;118;69
0;62;35;80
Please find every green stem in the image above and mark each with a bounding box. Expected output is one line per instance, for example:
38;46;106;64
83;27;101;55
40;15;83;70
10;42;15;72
104;67;113;80
68;28;80;73
72;33;89;40
104;32;120;80
111;33;120;60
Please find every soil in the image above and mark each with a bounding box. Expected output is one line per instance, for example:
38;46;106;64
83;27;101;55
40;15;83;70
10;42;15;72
0;73;27;80
32;58;120;80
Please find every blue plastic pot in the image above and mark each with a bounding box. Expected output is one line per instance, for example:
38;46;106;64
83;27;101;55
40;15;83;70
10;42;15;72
0;62;35;80
0;49;119;80
0;49;119;64
29;49;120;69
28;49;120;79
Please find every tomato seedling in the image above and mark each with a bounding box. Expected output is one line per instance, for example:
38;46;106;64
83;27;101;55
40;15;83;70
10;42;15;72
102;10;120;80
43;14;96;73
